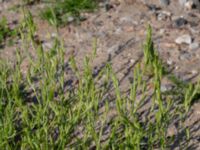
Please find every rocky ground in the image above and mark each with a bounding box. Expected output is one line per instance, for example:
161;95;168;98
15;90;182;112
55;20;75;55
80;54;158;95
1;0;200;149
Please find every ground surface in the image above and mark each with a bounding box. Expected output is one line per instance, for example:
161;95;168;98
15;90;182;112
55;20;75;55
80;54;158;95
1;0;200;149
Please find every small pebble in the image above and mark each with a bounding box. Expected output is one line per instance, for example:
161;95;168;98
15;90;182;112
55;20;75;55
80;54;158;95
105;3;113;11
179;0;187;6
185;1;193;10
157;13;167;21
167;59;173;65
191;70;198;75
193;0;200;10
107;45;118;54
185;0;200;10
42;42;52;49
119;16;132;23
130;59;135;64
179;52;191;60
174;17;188;27
67;16;74;23
189;42;199;51
161;84;173;92
159;29;165;34
51;33;57;38
147;4;160;12
118;72;124;79
167;125;177;137
175;66;179;70
115;28;122;34
175;34;192;44
160;0;170;6
157;11;171;21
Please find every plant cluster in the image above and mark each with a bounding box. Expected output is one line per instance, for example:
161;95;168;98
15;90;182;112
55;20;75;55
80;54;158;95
0;17;17;47
0;10;200;149
40;0;98;26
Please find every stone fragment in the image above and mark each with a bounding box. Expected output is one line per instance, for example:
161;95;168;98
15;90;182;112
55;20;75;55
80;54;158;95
119;16;132;24
167;125;177;137
161;84;173;92
179;0;187;6
185;0;200;10
107;45;119;54
105;3;113;11
175;34;192;44
157;13;167;21
189;42;199;51
179;52;191;60
115;28;122;34
67;16;74;23
185;1;194;10
193;0;200;10
159;0;170;6
174;17;187;27
147;4;160;12
157;11;171;21
167;59;173;65
130;59;135;64
191;70;198;75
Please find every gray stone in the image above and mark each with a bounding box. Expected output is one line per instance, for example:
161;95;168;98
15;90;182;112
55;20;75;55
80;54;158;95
147;4;160;12
189;42;199;50
42;42;52;49
185;0;200;10
179;0;187;6
67;16;74;23
191;70;198;75
115;28;122;34
119;16;132;23
177;0;200;10
157;11;171;21
160;0;170;6
107;45;119;54
157;13;167;21
179;52;191;60
175;34;192;44
193;0;200;10
51;33;57;38
167;59;173;65
174;17;188;27
161;84;173;92
159;29;165;35
185;1;194;10
130;59;135;64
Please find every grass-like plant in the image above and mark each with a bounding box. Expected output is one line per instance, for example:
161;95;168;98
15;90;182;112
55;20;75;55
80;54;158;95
40;0;98;26
0;17;17;47
0;10;199;149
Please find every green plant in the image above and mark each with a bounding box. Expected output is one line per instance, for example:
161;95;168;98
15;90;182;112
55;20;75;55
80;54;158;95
0;11;198;149
40;0;98;26
0;17;17;47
